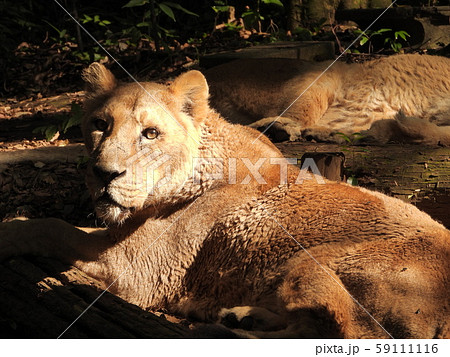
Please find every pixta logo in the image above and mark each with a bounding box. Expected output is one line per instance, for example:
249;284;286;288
125;148;172;195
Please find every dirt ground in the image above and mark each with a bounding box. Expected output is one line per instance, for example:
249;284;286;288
0;92;98;226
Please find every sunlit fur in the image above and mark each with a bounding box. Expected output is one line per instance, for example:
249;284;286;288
1;65;448;339
205;54;450;145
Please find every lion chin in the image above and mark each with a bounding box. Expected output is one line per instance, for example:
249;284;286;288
94;193;133;225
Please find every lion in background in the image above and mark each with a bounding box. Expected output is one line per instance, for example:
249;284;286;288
0;63;449;338
205;54;450;145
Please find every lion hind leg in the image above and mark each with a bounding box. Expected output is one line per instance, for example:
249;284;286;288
278;258;386;339
363;112;450;145
395;113;450;146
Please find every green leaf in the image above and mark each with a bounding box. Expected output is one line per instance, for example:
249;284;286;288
261;0;284;6
82;14;92;23
212;5;229;13
164;2;198;17
159;3;176;21
395;30;410;41
391;42;402;52
359;36;369;46
347;176;358;186
336;132;351;143
63;103;83;133
376;28;392;33
123;0;148;8
45;126;59;142
99;19;111;27
93;53;104;61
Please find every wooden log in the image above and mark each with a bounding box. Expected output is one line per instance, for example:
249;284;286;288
0;257;189;338
335;6;450;48
200;41;335;69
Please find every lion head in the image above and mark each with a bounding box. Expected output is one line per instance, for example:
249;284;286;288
82;64;210;224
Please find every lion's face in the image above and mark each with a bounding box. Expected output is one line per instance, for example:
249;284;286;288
82;64;209;223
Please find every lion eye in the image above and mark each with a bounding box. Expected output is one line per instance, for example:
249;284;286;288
94;118;108;132
143;127;159;140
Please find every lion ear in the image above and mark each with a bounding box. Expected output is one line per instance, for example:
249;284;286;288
82;63;117;95
169;70;209;123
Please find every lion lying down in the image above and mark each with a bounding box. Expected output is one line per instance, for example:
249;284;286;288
0;64;449;338
205;54;450;145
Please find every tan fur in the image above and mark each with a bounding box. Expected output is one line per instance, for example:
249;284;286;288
205;54;450;145
0;65;449;338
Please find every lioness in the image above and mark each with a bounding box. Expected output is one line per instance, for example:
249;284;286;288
0;64;449;338
205;54;450;144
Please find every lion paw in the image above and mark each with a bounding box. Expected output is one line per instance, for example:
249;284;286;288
218;306;286;331
250;117;303;142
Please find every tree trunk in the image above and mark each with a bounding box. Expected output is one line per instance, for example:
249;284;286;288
286;0;303;32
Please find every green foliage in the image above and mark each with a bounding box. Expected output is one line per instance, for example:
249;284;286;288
0;4;38;48
292;27;313;41
384;30;410;53
44;10;112;63
123;1;197;21
43;21;71;43
261;0;284;6
122;0;198;50
212;1;230;14
353;28;411;54
33;103;83;142
354;28;391;54
337;132;364;147
241;0;284;32
81;14;112;27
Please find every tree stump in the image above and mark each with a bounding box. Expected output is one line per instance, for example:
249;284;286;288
300;152;345;182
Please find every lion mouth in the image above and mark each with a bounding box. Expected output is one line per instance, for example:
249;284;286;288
96;192;126;209
95;192;132;224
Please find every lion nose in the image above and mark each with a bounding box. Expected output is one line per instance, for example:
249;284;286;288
93;165;125;184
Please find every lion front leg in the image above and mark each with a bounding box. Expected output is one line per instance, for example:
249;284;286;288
0;217;109;265
250;117;303;142
249;87;336;142
218;306;287;332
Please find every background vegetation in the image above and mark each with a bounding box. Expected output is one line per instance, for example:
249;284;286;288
0;0;448;98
